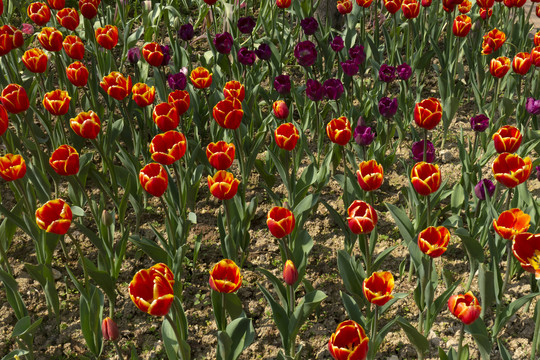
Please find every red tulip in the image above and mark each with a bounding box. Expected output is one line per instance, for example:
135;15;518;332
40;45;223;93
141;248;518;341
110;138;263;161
272;100;289;119
337;0;353;14
38;27;63;52
213;97;244;130
149;131;187;165
512;52;532;75
132;83;156;107
489;56;510;78
47;0;65;10
139;163;169;197
35;199;73;234
27;2;51;26
49;144;79;176
223;81;245;101
63;35;85;60
70;110;101;139
512;233;540;279
493;208;530;240
95;25;118;50
206;141;235;170
1;84;30;114
326;116;352;145
209;259;242;293
448;292;481;325
276;0;291;8
347;200;378;234
274;123;299;151
0;25;23;51
384;0;403;13
453;15;471;37
283;260;298;286
493;125;522;153
402;0;420;18
56;8;80;31
100;71;132;101
492;152;532;188
328;320;369;360
411;161;441;196
418;226;450;258
363;271;394;306
79;0;101;19
481;28;506;55
129;263;175;316
43;89;71;116
168;90;190;116
0;104;8;136
356;0;374;6
531;46;540;67
414;98;442;130
142;42;164;67
267;206;295;238
207;170;239;200
152;103;179;132
0;26;11;56
190;67;212;89
22;48;48;73
458;0;471;12
102;317;119;341
479;7;493;19
476;0;494;7
356;160;384;192
0;153;26;181
66;61;89;87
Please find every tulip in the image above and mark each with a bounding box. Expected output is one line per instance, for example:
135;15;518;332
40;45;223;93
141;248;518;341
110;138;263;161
474;178;495;200
47;0;65;9
357;0;374;6
203;0;218;4
213;97;243;130
0;25;23;51
208;170;240;200
512;52;532;75
49;145;79;176
479;7;492;19
272;100;289;119
349;45;366;65
22;48;48;73
492;152;532;188
535;31;540;47
27;2;51;26
255;43;272;60
397;63;412;80
0;104;8;136
274;75;291;94
0;28;12;56
324;78;344;100
95;25;118;50
512;233;540;279
414;98;443;130
402;0;420;18
384;0;403;13
531;47;540;67
379;64;397;82
356;160;384;191
70;110;101;139
481;28;506;55
129;263;175;316
411;162;441;196
341;60;359;77
149;131;187;165
448;292;481;325
56;8;79;31
237;47;256;66
132;83;156;107
347;200;378;234
152;103;179;132
209;259;242;293
0;154;26;181
422;0;432;6
274;123;299;151
102;317;119;341
276;0;291;8
453;15;471;37
142;42;163;67
526;97;540;115
206;141;235;170
458;0;472;11
363;271;394;306
470;114;489;132
294;40;317;67
190;67;212;89
79;0;101;19
63;35;85;60
378;97;398;118
1;84;30;114
411;140;435;163
65;62;88;88
330;36;345;52
305;79;324;101
267;206;295;238
337;0;353;13
300;17;319;35
223;81;245;101
489;56;510;78
476;0;494;7
139;163;168;197
178;23;194;41
328;320;369;360
38;27;63;52
43;89;71;116
418;226;450;258
283;260;298;286
35;199;72;235
213;32;233;54
493;208;530;240
493;125;522;154
327;116;351;146
237;16;256;34
354;124;375;147
100;72;132;101
127;47;141;64
168;90;190;116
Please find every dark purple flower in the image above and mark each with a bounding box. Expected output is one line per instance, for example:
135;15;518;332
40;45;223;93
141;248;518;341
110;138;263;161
324;78;344;100
379;64;396;82
378;97;398;118
256;43;272;60
349;45;365;65
160;45;171;66
294;40;317;67
537;166;540;181
354;118;375;146
341;60;359;76
306;79;324;102
178;23;194;41
274;75;291;94
474;179;495;200
412;140;435;163
214;32;233;54
330;36;344;52
397;63;412;80
167;72;187;90
127;47;140;64
237;16;256;34
470;114;489;132
526;97;540;115
238;47;256;66
300;17;318;35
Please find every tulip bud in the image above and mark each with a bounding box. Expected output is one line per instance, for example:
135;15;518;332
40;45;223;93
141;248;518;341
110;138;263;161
102;210;113;226
272;100;289;119
102;317;119;341
283;260;298;286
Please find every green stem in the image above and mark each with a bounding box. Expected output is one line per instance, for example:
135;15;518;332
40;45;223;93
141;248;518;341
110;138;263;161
165;313;186;355
501;241;512;299
72;175;99;227
221;292;227;331
531;296;540;360
223;199;234;261
159;196;176;250
342;145;348;209
426;195;431;228
371;305;379;341
422;128;427;162
112;340;125;360
68;231;89;287
457;321;465;359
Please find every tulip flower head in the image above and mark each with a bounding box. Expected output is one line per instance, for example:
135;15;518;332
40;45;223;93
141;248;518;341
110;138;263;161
28;2;51;26
209;259;242;293
276;0;292;8
347;200;378;234
402;0;420;18
1;84;30;114
267;206;295;238
129;263;175;316
470;114;489;132
306;79;324;101
489;56;510;78
206;141;235;170
63;35;85;60
512;52;532;75
414;98;443;130
142;42;164;67
132;83;156;107
66;61;89;87
458;0;471;12
139;163;169;197
274;74;291;94
411;140;435;163
356;160;384;191
190;67;212;89
49;144;79;176
474;179;495;200
397;63;412;80
56;8;80;30
207;170;240;200
328;320;369;360
357;0;375;6
512;233;540;279
379;64;397;82
337;0;353;13
330;36;345;52
384;0;403;13
0;154;26;181
100;72;132;101
294;40;317;67
178;23;194;41
418;226;450;258
256;43;272;60
213;97;243;130
35;199;73;235
79;0;101;19
272;100;289;119
448;292;482;325
283;260;298;285
150;131;187;165
493;125;522;153
22;48;48;73
70;111;101;139
127;47;141;64
223;81;245;101
479;7;493;19
213;32;233;54
453;15;471;37
168;90;191;116
0;104;8;136
300;17;319;35
274;123;299;151
493;208;530;240
378;97;398;118
152;103;179;132
48;0;66;10
167;74;186;91
526;97;540;115
237;47;256;66
42;89;71;116
492;152;532;188
102;317;119;341
324;78;344;100
363;271;394;306
411;162;441;196
481;28;506;55
327;116;351;145
237;16;256;34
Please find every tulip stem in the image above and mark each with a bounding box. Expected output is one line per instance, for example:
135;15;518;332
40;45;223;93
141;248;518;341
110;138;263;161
165;313;186;355
159;196;176;249
68;231;89;287
315;101;322;166
112;340;125;360
13;179;33;215
223;199;235;261
371;305;379;342
426;195;431;228
531;296;540;360
90;139;119;201
342;146;348;209
72;175;99;228
422;128;427;162
287;283;295;315
0;235;13;276
221;292;227;331
457;321;465;359
233;128;246;203
501;241;512;300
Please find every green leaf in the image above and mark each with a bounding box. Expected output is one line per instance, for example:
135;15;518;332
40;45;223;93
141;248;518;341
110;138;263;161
337;250;365;297
288;290;326;345
81;257;117;305
12;316;43;337
0;269;28;319
466;319;491;360
396;316;429;354
1;350;29;360
451;184;465;212
70;206;86;217
256;268;288;306
340;292;366;328
258;283;290;350
79;284;104;357
493;292;540;336
129;235;169;264
225;317;255;360
497;338;513;360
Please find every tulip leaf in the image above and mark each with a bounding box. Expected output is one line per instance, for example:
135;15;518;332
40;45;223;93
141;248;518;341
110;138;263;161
337;250;365;298
225;317;255;360
396;316;429;354
81;257;116;306
217;331;232;360
450;184;465;212
24;264;60;319
455;228;485;263
465;319;491;360
380;293;408;316
340;292;366;328
492;292;540;337
128;235;169;264
1;350;29;360
12;316;42;338
258;283;290;351
0;269;28;320
79;283;104;357
321;200;353;245
369;317;399;359
288;290;326;344
372;244;398;272
496;338;513;360
256;268;288;306
478;265;495;317
426;281;458;332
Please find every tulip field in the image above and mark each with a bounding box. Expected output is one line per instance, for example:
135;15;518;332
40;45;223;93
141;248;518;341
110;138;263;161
2;0;540;358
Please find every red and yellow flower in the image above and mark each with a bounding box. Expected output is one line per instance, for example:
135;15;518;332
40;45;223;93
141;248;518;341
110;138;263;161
190;67;212;89
100;71;132;101
95;25;118;50
207;170;240;200
267;206;295;238
149;131;186;165
274;123;299;151
66;61;89;87
272;100;289;120
35;199;72;235
418;226;450;258
206;141;235;170
327;116;351;146
363;271;394;306
414;98;442;130
49;145;79;176
356;0;374;6
512;52;532;75
453;15;471;37
493;208;530;240
132;83;156;107
492;125;522;154
489;56;510;78
347;200;378;234
492;152;532;188
276;0;292;8
27;2;51;26
70;110;101;139
22;48;48;73
384;0;403;13
1;84;30;114
0;154;26;181
79;0;101;19
209;259;242;293
337;0;353;14
47;0;65;10
448;292;482;325
38;27;63;52
168;90;190;116
328;320;369;360
411;161;441;196
56;8;79;31
481;28;506;55
139;163;169;197
152;103;179;132
0;104;8;136
63;35;85;60
142;42;164;67
43;89;71;116
356;160;384;192
402;0;420;18
283;260;298;286
223;81;245;101
213;97;244;130
512;233;540;279
129;263;175;316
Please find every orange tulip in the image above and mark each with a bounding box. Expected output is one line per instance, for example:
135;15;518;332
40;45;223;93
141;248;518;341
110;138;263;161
448;292;481;325
132;83;156;107
337;0;353;13
43;89;71;116
38;27;63;52
209;259;242;293
35;199;73;235
327;116;351;145
168;90;190;116
56;8;80;31
481;28;506;55
363;271;394;306
267;206;295;238
95;25;118;50
79;0;101;19
70;110;101;139
283;260;298;286
1;84;30;114
129;263;175;316
0;104;8;136
142;42;164;67
206;141;235;170
100;72;132;101
356;160;384;191
512;233;540;279
207;170;240;200
347;200;377;234
414;98;442;130
402;0;420;18
190;67;212;89
418;226;450;258
328;320;369;360
63;35;85;60
493;208;530;240
223;81;245;101
22;48;48;73
49;144;79;176
0;154;26;181
66;61;89;87
489;56;510;78
149;131;186;165
274;123;299;151
492;125;522;154
458;0;471;12
139;163;168;197
512;52;532;75
27;2;51;26
453;15;471;37
152;103;179;132
492;152;532;188
479;7;493;19
411;161;441;196
213;97;244;130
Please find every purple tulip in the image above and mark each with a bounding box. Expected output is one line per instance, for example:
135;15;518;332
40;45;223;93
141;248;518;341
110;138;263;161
412;140;435;163
178;23;194;41
330;36;344;52
470;114;489;132
167;72;187;90
214;32;233;54
300;17;319;35
378;97;398;118
474;179;495;200
349;45;366;65
397;63;412;80
341;60;359;76
526;97;540;115
256;43;272;60
324;78;344;100
379;64;396;82
238;47;256;66
237;16;256;34
127;47;140;64
306;79;324;102
354;118;375;146
274;75;291;94
294;40;317;67
160;45;171;66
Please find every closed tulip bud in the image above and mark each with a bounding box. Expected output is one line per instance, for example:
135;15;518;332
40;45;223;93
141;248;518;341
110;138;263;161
223;81;245;101
63;35;85;60
531;47;540;67
101;210;114;227
418;226;450;257
347;200;378;234
272;100;289;119
150;131;187;165
0;154;26;181
357;160;384;191
294;40;317;67
448;292;481;325
28;2;51;26
276;0;291;8
481;28;506;55
493;125;522;153
337;0;353;14
267;206;295;238
127;47;141;64
142;42;164;66
56;8;80;31
139;163;168;197
190;67;212;89
35;199;73;234
384;0;403;14
414;97;443;130
206;141;235;170
0;104;8;137
22;48;48;73
283;260;298;286
411;162;441;196
49;144;79;176
102;317;119;341
453;15;471;37
489;56;510;78
209;259;242;293
207;170;240;200
168;90;190;116
492;153;532;188
363;271;394;306
422;0;432;7
213;32;233;54
512;52;532;75
132;83;156;107
402;0;420;18
411;140;435;163
474;178;495;200
493;208;530;240
328;320;369;360
100;72;132;101
129;263;175;316
1;84;30;114
79;0;100;19
38;27;63;52
274;123;299;151
152;103;179;132
213;97;243;130
95;25;118;50
70;110;101;139
512;233;540;279
327;116;352;145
